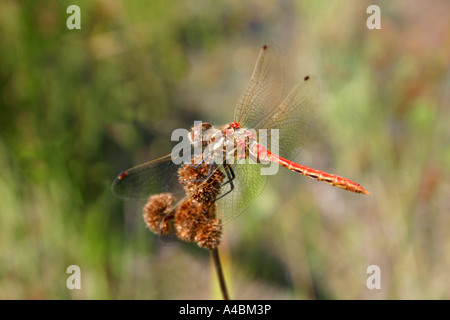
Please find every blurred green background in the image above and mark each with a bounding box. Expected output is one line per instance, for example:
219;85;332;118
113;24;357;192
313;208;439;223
1;0;449;299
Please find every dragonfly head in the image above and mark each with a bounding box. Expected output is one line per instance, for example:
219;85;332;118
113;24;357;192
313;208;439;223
189;122;214;146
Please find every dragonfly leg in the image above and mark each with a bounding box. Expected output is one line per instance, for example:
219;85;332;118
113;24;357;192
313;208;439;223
200;165;235;216
213;165;235;202
220;165;235;187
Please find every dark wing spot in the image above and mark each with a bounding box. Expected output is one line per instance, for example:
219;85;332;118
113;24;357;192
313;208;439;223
118;172;128;180
304;75;310;81
262;44;268;50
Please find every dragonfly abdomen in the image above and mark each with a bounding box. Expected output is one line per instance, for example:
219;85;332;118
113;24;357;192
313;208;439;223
256;144;369;194
284;162;368;194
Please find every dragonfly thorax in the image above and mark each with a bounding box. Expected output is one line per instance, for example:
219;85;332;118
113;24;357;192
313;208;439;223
189;121;258;164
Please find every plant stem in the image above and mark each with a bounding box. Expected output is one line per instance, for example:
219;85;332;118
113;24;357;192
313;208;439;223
210;247;230;300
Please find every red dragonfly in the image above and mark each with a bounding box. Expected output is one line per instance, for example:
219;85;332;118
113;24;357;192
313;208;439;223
112;44;368;223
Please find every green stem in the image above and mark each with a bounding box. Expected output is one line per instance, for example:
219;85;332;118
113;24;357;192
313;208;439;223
210;247;230;300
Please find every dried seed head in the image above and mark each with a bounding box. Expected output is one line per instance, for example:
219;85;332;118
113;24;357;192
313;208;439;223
178;162;224;207
196;167;224;205
178;162;209;190
170;157;225;249
173;198;222;249
174;198;206;242
143;193;174;235
194;218;222;249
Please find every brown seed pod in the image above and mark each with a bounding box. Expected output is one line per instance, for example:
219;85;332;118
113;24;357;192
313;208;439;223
178;161;224;207
142;155;225;248
143;193;174;235
174;198;222;249
194;218;222;250
174;198;206;242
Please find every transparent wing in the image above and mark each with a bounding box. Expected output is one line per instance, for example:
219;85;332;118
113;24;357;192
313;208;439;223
256;76;319;160
234;44;284;129
215;161;268;224
111;154;184;200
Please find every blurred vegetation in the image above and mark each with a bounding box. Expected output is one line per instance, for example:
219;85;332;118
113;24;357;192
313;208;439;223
0;0;449;299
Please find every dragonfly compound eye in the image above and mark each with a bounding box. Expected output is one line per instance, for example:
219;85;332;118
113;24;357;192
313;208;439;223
189;122;213;142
